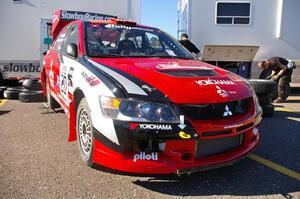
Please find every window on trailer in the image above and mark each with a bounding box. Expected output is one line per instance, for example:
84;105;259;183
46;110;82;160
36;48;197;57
216;2;251;25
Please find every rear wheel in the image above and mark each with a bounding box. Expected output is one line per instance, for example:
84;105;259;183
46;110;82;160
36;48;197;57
76;97;94;167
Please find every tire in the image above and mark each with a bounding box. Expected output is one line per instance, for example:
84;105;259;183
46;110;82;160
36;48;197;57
19;91;45;103
247;79;276;95
6;86;24;91
257;93;273;105
0;88;4;99
46;80;60;109
22;79;42;91
262;104;274;117
258;68;272;79
0;72;4;86
76;97;95;167
3;90;20;99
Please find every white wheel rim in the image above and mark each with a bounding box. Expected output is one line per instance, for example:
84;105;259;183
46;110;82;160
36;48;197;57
78;109;92;155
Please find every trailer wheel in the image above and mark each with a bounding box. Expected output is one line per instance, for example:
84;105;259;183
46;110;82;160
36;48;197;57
46;80;60;109
19;91;45;103
262;104;274;117
3;90;20;100
247;79;275;94
76;97;95;167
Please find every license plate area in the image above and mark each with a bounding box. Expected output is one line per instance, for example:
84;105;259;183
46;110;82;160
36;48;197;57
196;134;243;158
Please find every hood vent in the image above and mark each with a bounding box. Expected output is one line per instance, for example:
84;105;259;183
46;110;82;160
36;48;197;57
158;70;218;77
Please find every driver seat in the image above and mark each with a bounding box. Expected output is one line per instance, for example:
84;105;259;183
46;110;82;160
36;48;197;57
117;39;136;55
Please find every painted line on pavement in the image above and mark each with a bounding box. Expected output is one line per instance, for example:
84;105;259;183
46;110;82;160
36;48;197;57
0;99;8;107
248;153;300;181
274;107;294;113
275;107;300;115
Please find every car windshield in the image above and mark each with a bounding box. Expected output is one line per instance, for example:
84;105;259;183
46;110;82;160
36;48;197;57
85;22;194;59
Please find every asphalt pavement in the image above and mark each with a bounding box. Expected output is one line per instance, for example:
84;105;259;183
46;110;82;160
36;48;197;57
0;96;299;198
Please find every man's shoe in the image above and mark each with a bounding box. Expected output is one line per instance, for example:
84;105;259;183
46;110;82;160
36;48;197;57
274;97;285;103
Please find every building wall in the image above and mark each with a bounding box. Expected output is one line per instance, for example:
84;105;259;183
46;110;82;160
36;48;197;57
178;0;300;61
0;0;140;61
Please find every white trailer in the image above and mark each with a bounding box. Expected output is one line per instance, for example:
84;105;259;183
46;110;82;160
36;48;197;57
0;0;140;82
177;0;300;81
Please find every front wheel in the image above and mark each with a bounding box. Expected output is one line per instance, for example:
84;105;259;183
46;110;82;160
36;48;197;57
76;97;94;167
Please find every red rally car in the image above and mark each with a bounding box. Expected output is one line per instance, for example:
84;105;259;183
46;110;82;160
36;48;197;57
41;10;262;174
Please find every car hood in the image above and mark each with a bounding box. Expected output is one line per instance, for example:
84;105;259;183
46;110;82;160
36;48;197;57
89;58;253;104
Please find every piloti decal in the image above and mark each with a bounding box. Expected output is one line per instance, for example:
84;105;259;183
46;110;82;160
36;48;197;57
139;124;172;131
133;152;158;162
195;79;235;86
1;63;40;73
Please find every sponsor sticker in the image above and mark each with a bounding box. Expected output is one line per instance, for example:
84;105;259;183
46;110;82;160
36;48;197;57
52;14;59;23
1;63;40;73
179;131;191;139
133;152;158;162
195;79;236;86
216;86;228;97
141;85;156;93
60;65;67;95
61;10;116;21
67;67;74;88
216;85;237;97
81;72;100;87
139;124;172;131
105;24;132;30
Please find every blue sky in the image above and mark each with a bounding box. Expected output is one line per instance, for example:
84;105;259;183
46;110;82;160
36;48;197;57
141;0;178;38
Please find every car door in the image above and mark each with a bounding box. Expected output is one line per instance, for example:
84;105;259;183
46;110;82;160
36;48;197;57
48;25;70;104
60;24;79;106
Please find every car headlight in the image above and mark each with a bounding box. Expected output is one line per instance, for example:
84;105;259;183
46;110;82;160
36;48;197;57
252;92;262;116
100;96;179;123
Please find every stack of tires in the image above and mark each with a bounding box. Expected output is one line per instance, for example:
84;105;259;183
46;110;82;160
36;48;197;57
248;79;276;117
0;86;7;99
1;80;45;103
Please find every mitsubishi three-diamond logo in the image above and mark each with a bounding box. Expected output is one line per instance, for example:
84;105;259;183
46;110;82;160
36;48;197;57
223;105;233;117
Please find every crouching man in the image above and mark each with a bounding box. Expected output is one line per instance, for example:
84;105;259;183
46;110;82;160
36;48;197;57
258;57;296;103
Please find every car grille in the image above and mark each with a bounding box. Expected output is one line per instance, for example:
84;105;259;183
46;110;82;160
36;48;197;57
180;97;251;120
196;134;243;158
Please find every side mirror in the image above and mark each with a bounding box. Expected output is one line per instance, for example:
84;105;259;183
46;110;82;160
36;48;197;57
66;43;78;59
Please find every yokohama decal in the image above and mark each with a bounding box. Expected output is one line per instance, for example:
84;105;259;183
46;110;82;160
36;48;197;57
139;124;172;131
195;79;235;86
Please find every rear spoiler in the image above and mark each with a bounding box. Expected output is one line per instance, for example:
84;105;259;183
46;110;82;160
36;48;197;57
52;10;117;40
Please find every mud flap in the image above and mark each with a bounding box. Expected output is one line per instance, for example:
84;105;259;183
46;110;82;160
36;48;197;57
68;101;77;142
